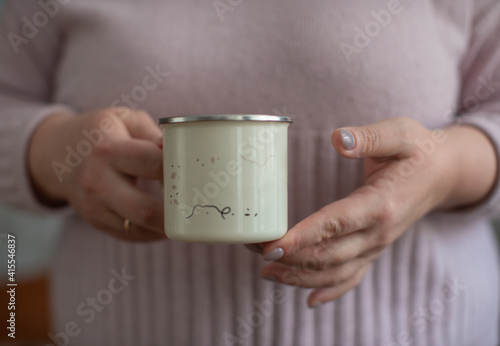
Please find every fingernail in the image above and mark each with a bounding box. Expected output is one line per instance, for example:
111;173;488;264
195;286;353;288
263;247;284;261
340;129;355;150
262;274;278;282
245;243;263;254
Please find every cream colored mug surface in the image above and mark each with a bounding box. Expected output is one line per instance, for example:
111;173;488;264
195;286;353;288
159;115;291;243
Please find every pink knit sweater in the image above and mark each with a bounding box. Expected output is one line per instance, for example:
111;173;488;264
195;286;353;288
1;0;499;345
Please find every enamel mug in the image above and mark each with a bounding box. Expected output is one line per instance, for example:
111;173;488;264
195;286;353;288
158;114;292;243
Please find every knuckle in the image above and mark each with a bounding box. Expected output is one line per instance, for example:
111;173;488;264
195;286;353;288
394;116;412;128
303;256;322;271
125;108;150;122
104;107;132;120
281;270;302;286
288;234;304;253
394;117;416;145
317;243;349;266
313;242;335;262
93;141;113;157
318;209;345;239
101;107;121;118
324;269;343;286
90;111;118;132
396;117;410;135
329;248;352;265
314;260;329;271
78;170;100;193
361;127;381;154
375;198;397;226
135;109;151;119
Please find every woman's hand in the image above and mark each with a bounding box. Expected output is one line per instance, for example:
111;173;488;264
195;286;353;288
258;117;497;307
28;108;166;242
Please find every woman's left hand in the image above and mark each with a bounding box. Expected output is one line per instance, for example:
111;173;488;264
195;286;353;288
258;117;497;307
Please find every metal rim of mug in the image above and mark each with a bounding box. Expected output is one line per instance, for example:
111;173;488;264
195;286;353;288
158;114;292;124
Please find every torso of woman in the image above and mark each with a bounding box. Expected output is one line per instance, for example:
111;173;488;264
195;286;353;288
7;0;498;345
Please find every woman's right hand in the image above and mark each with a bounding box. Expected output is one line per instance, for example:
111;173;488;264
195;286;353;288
28;107;166;242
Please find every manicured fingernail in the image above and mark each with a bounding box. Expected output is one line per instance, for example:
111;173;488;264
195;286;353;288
263;247;284;261
262;274;278;282
245;243;263;254
340;129;355;150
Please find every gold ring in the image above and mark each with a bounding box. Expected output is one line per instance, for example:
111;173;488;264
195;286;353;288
123;219;131;233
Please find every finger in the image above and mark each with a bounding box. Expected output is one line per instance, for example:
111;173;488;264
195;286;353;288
108;139;163;180
331;117;420;159
90;207;166;242
245;243;263;254
113;108;163;145
307;263;372;307
261;251;376;288
98;170;164;234
261;186;379;260
273;231;372;270
77;196;165;242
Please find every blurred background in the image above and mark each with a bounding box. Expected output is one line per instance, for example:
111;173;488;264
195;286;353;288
0;2;55;345
0;205;62;345
0;0;499;344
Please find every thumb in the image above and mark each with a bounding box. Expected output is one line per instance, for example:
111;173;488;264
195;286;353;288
331;117;416;159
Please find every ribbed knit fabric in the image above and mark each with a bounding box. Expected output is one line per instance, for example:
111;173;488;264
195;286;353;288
1;0;500;345
49;210;500;346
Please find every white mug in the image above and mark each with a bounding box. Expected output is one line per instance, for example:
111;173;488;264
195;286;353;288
158;114;292;243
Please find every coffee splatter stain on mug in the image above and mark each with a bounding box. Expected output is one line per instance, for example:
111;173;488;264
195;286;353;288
243;208;258;217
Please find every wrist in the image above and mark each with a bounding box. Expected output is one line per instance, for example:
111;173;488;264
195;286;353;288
28;112;76;206
436;124;497;211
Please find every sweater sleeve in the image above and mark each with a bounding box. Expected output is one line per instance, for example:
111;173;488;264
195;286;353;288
0;0;75;214
430;0;500;221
